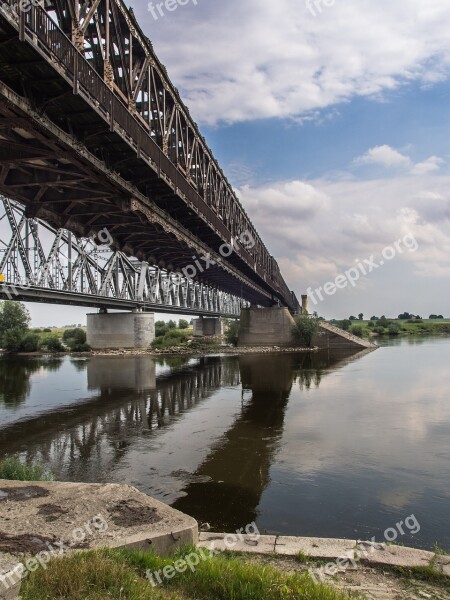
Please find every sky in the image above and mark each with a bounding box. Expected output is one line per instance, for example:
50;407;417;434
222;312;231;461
27;0;450;323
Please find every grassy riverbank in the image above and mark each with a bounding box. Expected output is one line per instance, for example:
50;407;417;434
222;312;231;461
19;548;350;600
19;547;450;600
335;318;450;341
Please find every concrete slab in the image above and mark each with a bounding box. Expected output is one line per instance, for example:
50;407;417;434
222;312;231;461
0;480;197;557
0;555;22;600
275;536;357;559
317;322;377;350
434;554;450;576
198;533;276;554
198;533;447;582
356;541;434;568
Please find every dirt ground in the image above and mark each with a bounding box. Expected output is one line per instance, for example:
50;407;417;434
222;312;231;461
248;555;450;600
335;565;450;599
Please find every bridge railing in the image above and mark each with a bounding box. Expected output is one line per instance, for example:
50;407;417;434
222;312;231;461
19;2;233;244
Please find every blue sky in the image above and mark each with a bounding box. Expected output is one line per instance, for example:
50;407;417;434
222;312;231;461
27;0;450;323
206;81;450;184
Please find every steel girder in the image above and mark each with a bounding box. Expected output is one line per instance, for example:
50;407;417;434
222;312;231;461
0;195;244;315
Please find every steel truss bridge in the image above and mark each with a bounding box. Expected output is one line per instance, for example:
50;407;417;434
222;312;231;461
0;196;244;315
0;0;300;315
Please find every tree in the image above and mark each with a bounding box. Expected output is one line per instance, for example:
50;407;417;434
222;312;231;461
0;301;30;344
63;328;85;344
155;321;167;338
3;327;25;352
63;328;89;352
349;315;357;321
340;319;352;331
370;316;379;321
40;334;64;353
20;333;40;352
377;317;390;327
398;312;413;320
178;319;189;330
167;320;176;329
225;320;239;346
292;316;321;348
358;313;364;321
350;325;363;338
388;323;401;336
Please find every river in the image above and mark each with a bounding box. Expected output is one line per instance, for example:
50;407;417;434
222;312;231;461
0;337;449;550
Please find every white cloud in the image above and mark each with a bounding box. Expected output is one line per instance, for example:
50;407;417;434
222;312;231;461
354;145;412;168
236;170;450;316
130;0;450;125
411;155;444;175
353;146;447;175
239;180;329;224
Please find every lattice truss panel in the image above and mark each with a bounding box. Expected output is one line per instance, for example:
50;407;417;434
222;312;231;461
0;196;243;315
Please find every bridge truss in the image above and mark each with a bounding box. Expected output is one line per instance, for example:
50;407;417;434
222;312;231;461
0;0;299;313
0;196;244;316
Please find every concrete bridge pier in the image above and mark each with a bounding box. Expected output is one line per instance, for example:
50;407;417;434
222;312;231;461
238;307;377;350
193;317;225;337
238;307;295;347
87;311;155;349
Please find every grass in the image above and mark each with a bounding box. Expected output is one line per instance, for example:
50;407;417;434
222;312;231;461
21;547;352;600
0;454;53;481
434;544;450;556
151;328;222;353
151;329;192;350
330;319;450;340
390;564;450;588
296;550;311;564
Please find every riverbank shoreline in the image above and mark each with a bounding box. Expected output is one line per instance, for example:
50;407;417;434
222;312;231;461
0;478;448;600
0;343;318;359
1;477;448;600
93;344;319;357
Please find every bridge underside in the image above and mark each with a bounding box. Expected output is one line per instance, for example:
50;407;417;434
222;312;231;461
0;6;284;308
0;90;269;307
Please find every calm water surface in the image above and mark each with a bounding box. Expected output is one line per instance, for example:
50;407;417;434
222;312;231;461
0;337;449;550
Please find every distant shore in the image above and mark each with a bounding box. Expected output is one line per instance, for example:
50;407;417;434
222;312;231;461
0;343;317;358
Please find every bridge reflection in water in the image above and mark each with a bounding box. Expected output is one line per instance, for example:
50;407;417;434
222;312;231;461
0;349;369;529
172;350;371;529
